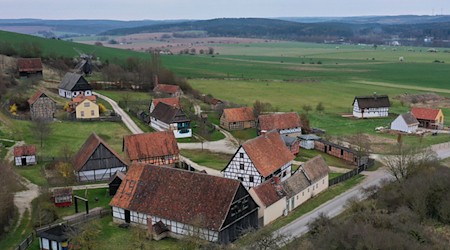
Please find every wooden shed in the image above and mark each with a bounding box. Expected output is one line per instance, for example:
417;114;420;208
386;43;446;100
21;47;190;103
13;145;37;166
52;187;73;207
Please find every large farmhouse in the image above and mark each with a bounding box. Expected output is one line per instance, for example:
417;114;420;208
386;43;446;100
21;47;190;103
222;130;295;189
150;102;191;138
411;107;444;129
257;112;302;137
352;95;390;118
58;72;93;99
123;131;180;165
17;58;43;78
390;113;419;133
73;133;128;182
110;164;259;244
28;90;56;121
220;107;256;131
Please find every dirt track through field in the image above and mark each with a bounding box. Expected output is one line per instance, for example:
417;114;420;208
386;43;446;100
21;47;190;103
353;80;450;94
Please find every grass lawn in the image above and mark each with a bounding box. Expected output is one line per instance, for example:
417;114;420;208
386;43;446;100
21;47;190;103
297;149;355;169
0;209;32;250
55;188;111;218
180;149;232;171
96;90;152;103
329;172;343;179
15;163;48;186
230;128;258;142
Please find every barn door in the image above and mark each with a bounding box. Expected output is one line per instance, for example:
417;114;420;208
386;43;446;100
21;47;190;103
21;158;27;166
125;210;131;223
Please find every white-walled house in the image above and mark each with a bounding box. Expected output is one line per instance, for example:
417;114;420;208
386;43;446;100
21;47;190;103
150;102;191;138
390;113;419;133
110;164;259;244
58;72;93;99
222;130;295;189
352;95;390;118
249;177;286;226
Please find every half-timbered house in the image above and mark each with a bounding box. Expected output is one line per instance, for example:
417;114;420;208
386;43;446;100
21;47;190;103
58;72;93;99
110;164;259;244
222;130;295;189
73;133;128;182
17;58;43;78
352;94;390;118
411;107;445;129
123;131;180;165
220;107;256;131
28;90;56;121
150;102;191;138
149;97;181;113
257;112;302;137
14;145;37;166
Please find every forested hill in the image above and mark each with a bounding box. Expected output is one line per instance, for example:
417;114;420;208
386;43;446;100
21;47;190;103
101;17;450;46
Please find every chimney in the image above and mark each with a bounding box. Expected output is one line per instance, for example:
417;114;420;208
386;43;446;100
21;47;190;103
154;75;159;87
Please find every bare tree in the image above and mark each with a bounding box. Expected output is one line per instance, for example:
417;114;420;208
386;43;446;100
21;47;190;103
30;119;52;148
253;100;273;117
246;227;289;250
346;132;371;165
68;220;101;250
382;144;437;183
0;161;18;236
128;226;153;250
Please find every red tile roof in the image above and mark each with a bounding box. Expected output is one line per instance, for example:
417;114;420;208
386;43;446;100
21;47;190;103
154;84;182;94
28;90;51;105
242;130;295;177
123;131;179;161
71;94;97;104
411;107;441;121
258;112;302;131
14;145;36;157
110;164;241;231
17;58;42;72
72;133;127;171
152;97;181;109
252;179;285;207
222;107;255;123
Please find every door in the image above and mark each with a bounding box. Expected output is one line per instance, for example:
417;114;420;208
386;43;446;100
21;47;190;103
21;157;27;166
125;210;131;223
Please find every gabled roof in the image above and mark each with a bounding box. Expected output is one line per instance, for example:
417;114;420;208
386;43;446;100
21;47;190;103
258;112;302;131
108;171;126;184
59;72;92;91
71;94;97;104
353;95;390;108
400;112;419;126
222;107;255;123
301;155;329;183
14;145;36;157
154;84;182;94
28;90;55;105
73;133;127;172
241;130;295;177
252;179;286;207
151;97;181;109
53;187;72;197
123;131;179;161
17;58;42;72
150;102;190;124
298;134;321;140
411;107;442;121
282;171;310;199
110;164;242;231
282;135;298;147
37;224;74;242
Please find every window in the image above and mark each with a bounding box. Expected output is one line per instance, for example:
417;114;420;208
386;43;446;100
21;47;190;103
239;153;244;158
84;102;90;107
307;188;309;192
328;145;332;151
296;195;298;200
282;171;287;177
240;164;244;170
91;110;95;116
238;177;244;182
323;179;325;184
340;149;344;156
249;176;254;182
81;111;84;117
302;192;304;196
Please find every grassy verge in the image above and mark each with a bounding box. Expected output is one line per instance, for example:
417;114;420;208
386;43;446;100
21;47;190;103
230;128;257;142
55;188;111;218
297;149;355;169
0;209;32;250
329;172;343;179
180;149;232;171
15;163;48;186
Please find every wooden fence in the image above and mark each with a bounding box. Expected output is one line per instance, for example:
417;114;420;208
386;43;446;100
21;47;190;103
14;208;110;250
329;158;375;186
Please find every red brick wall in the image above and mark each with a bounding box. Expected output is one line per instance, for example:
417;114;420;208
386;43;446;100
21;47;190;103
314;141;358;165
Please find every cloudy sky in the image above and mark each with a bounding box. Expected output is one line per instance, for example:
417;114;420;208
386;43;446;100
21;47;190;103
2;0;450;20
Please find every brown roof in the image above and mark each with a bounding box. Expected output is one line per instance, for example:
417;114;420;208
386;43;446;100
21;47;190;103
282;171;310;199
400;113;419;125
353;95;390;109
108;171;126;184
222;107;255;123
150;102;190;124
242;130;295;177
14;145;36;157
252;179;285;207
152;97;181;109
71;94;97;104
123;131;179;161
411;107;441;121
110;164;241;231
18;58;42;72
258;112;302;131
28;90;54;105
72;133;127;171
154;84;182;94
53;187;72;197
301;155;329;183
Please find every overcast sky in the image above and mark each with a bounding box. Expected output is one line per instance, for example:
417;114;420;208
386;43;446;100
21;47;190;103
2;0;450;20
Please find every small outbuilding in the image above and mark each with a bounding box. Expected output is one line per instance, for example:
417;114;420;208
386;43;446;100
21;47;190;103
298;134;321;149
37;224;74;250
390;113;419;133
17;58;43;78
220;107;256;131
28;90;56;121
13;145;37;166
411;107;445;129
52;187;73;207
